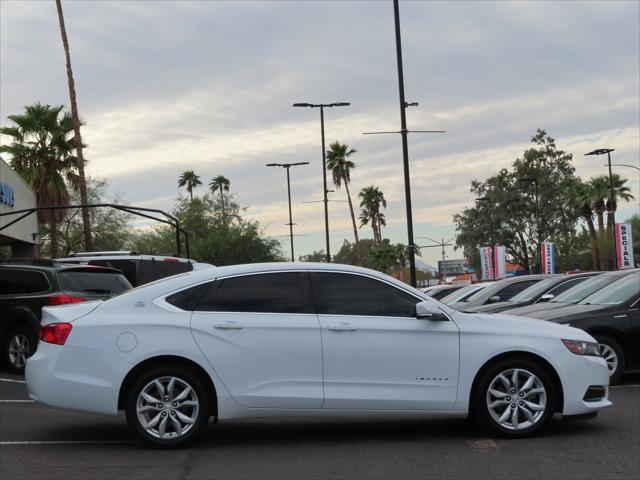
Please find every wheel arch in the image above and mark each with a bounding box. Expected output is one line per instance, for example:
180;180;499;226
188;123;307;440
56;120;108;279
117;355;218;415
469;351;564;413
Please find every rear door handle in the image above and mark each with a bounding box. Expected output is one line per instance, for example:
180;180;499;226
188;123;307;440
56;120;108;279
328;322;358;332
214;321;244;330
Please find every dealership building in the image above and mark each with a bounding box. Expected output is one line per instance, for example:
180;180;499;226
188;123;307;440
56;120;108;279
0;156;38;257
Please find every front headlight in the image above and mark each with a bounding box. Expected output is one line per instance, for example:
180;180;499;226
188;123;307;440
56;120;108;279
562;339;601;357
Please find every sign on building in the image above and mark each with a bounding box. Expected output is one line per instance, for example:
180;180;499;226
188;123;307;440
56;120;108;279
615;223;634;269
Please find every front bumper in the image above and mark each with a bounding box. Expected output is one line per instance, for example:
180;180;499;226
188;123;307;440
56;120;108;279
26;341;130;416
551;348;612;415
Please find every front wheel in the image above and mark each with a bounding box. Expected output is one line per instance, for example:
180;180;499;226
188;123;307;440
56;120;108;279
125;366;212;448
3;325;37;374
473;359;556;437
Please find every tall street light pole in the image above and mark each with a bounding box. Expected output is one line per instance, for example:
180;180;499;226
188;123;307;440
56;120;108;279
586;148;618;270
293;102;350;263
266;162;309;262
416;236;456;282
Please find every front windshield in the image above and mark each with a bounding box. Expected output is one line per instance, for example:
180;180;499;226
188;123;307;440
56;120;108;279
443;283;489;304
551;274;618;303
579;272;640;306
509;277;558;302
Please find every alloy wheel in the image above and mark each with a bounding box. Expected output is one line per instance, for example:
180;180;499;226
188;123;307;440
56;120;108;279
486;368;547;431
136;376;200;439
8;333;31;370
597;343;618;376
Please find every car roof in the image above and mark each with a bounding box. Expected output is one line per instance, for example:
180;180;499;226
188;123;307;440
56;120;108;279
56;254;195;263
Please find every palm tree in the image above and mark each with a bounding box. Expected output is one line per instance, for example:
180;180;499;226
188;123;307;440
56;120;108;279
326;141;361;263
359;186;387;247
209;175;230;222
55;0;92;251
0;103;79;257
178;170;202;201
605;174;634;232
570;182;600;270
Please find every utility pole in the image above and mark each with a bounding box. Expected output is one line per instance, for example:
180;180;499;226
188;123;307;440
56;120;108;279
416;236;456;282
266;162;309;262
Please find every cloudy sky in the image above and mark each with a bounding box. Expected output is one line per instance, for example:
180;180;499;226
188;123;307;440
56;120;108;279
1;0;638;265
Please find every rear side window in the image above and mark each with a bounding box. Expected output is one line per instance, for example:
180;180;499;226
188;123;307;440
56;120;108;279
0;269;23;294
21;271;50;294
311;272;419;317
139;260;192;285
89;260;138;286
495;280;539;302
166;283;210;311
195;273;308;314
57;270;132;295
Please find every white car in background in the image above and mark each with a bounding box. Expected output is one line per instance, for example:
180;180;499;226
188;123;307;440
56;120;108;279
26;263;611;447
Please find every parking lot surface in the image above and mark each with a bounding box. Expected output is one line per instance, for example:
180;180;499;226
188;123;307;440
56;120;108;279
1;372;638;480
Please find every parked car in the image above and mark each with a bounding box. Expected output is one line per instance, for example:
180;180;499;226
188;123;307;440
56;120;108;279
27;262;610;448
447;275;550;311
56;251;213;287
504;269;638;317
463;273;600;314
420;284;464;300
520;271;640;384
0;260;132;373
440;282;492;305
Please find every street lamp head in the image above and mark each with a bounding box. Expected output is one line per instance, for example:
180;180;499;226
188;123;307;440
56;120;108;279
266;163;283;167
585;148;615;156
292;162;310;166
330;102;350;107
292;103;312;108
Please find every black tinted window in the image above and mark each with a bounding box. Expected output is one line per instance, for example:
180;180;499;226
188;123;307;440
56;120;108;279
58;270;132;294
139;260;192;285
496;280;539;301
89;260;138;286
22;271;50;293
311;272;419;317
0;269;23;294
546;277;587;297
166;283;210;311
195;273;307;313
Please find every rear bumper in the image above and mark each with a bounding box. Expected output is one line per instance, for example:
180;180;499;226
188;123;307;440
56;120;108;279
26;341;129;416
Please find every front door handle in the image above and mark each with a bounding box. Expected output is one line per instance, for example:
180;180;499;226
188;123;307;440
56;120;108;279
328;322;358;332
214;321;244;330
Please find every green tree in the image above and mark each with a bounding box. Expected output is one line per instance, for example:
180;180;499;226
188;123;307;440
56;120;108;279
299;250;326;262
0;103;80;257
333;239;377;267
56;0;93;251
569;180;600;270
326;141;361;263
178;170;202;201
209;175;230;223
359;185;386;246
454;129;580;272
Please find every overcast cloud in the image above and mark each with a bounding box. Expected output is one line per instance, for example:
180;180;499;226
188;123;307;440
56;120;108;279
1;0;638;265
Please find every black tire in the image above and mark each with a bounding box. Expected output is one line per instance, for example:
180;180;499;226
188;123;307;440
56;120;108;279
3;325;37;374
125;365;212;448
472;358;557;437
592;334;625;385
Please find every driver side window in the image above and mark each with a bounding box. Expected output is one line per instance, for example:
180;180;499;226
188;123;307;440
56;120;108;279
310;272;419;317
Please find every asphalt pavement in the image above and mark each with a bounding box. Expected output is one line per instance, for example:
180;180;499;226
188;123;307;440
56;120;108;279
1;371;638;480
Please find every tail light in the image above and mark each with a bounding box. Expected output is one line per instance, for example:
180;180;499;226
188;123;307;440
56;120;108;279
39;323;73;345
48;294;86;306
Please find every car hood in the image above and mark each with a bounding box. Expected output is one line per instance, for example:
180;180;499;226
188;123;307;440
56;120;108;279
524;303;610;321
500;301;572;317
463;312;595;342
463;301;524;313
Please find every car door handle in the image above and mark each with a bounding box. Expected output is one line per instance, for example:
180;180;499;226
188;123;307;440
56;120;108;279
328;322;358;332
213;321;244;330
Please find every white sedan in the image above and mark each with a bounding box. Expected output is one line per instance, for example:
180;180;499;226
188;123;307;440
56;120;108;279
26;263;611;447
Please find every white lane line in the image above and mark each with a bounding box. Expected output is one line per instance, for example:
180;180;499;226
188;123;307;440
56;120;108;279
611;384;640;389
0;440;139;445
0;378;26;384
0;400;34;403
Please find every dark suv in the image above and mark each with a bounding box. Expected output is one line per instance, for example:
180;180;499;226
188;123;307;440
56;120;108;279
0;260;132;373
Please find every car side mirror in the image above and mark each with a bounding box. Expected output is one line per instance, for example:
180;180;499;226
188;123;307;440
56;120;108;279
416;301;449;321
539;294;554;302
488;295;501;303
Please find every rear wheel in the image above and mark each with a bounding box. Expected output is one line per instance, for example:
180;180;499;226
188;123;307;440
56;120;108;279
473;358;556;437
593;335;624;385
125;366;211;448
3;325;36;374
